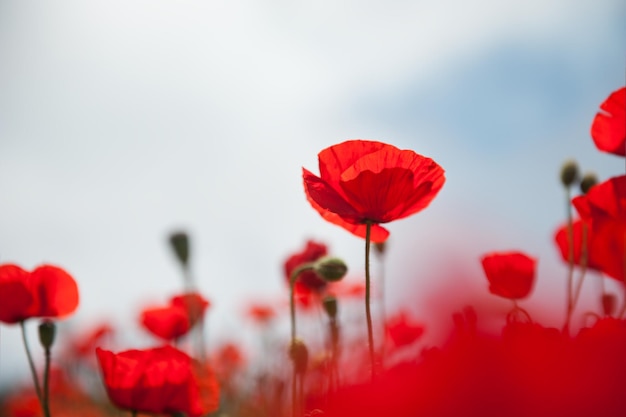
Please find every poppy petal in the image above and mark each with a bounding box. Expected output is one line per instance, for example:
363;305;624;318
31;265;79;318
0;264;36;323
591;87;626;157
318;140;390;184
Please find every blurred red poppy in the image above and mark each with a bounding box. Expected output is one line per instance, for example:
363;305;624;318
591;87;626;157
554;219;604;272
480;252;537;300
0;264;79;324
246;303;276;323
140;292;210;341
303;140;445;242
284;240;328;304
385;311;425;348
572;175;626;283
96;345;219;417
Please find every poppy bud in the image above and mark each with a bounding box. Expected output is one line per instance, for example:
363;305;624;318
322;296;338;319
38;320;56;350
289;339;309;374
169;231;190;266
313;257;347;282
560;159;579;187
580;172;598;195
374;241;387;256
601;293;616;316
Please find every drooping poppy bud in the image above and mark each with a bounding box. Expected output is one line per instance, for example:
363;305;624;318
322;296;338;319
289;339;309;374
314;257;348;282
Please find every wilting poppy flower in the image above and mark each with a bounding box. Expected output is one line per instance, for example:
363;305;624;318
572;175;626;283
591;87;626;157
481;252;537;300
303;140;445;242
284;240;329;308
0;264;79;324
96;346;219;417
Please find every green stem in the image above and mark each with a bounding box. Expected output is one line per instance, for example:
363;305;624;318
564;187;575;334
20;322;44;410
364;221;375;378
289;262;314;417
43;347;51;417
571;223;589;310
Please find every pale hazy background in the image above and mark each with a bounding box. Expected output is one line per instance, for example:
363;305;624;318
1;0;624;388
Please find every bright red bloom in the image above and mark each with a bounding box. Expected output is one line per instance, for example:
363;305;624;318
96;346;219;417
284;240;328;292
591;87;626;156
480;252;537;300
140;292;210;341
303;140;445;242
572;175;626;283
0;264;79;324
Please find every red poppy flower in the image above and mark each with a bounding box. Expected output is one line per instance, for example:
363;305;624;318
480;251;537;300
171;292;211;324
140;292;210;341
96;346;219;417
385;311;425;348
303;140;445;242
140;305;191;341
554;219;605;272
591;87;626;157
246;303;276;323
0;264;79;324
284;240;328;291
572;175;626;283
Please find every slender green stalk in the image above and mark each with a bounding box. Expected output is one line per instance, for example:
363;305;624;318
571;223;589;310
289;263;313;417
564;188;575;334
42;346;51;417
364;221;375;378
20;322;44;410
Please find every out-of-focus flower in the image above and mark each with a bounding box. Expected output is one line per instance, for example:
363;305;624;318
171;292;211;323
480;252;537;300
385;311;425;348
96;345;219;417
303;140;445;242
0;264;79;324
591;87;626;157
572;175;626;283
284;240;329;307
246;303;276;324
140;305;191;341
140;292;210;341
210;343;246;382
554;219;604;271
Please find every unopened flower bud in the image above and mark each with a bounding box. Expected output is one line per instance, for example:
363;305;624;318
602;293;616;316
289;339;309;374
169;231;190;266
560;159;579;188
313;257;347;282
374;241;387;256
322;296;338;319
38;320;56;350
580;172;598;195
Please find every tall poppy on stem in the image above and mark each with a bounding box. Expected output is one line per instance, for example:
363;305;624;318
303;139;445;377
0;263;79;417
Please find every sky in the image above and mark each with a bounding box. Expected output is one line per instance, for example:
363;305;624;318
1;0;625;388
